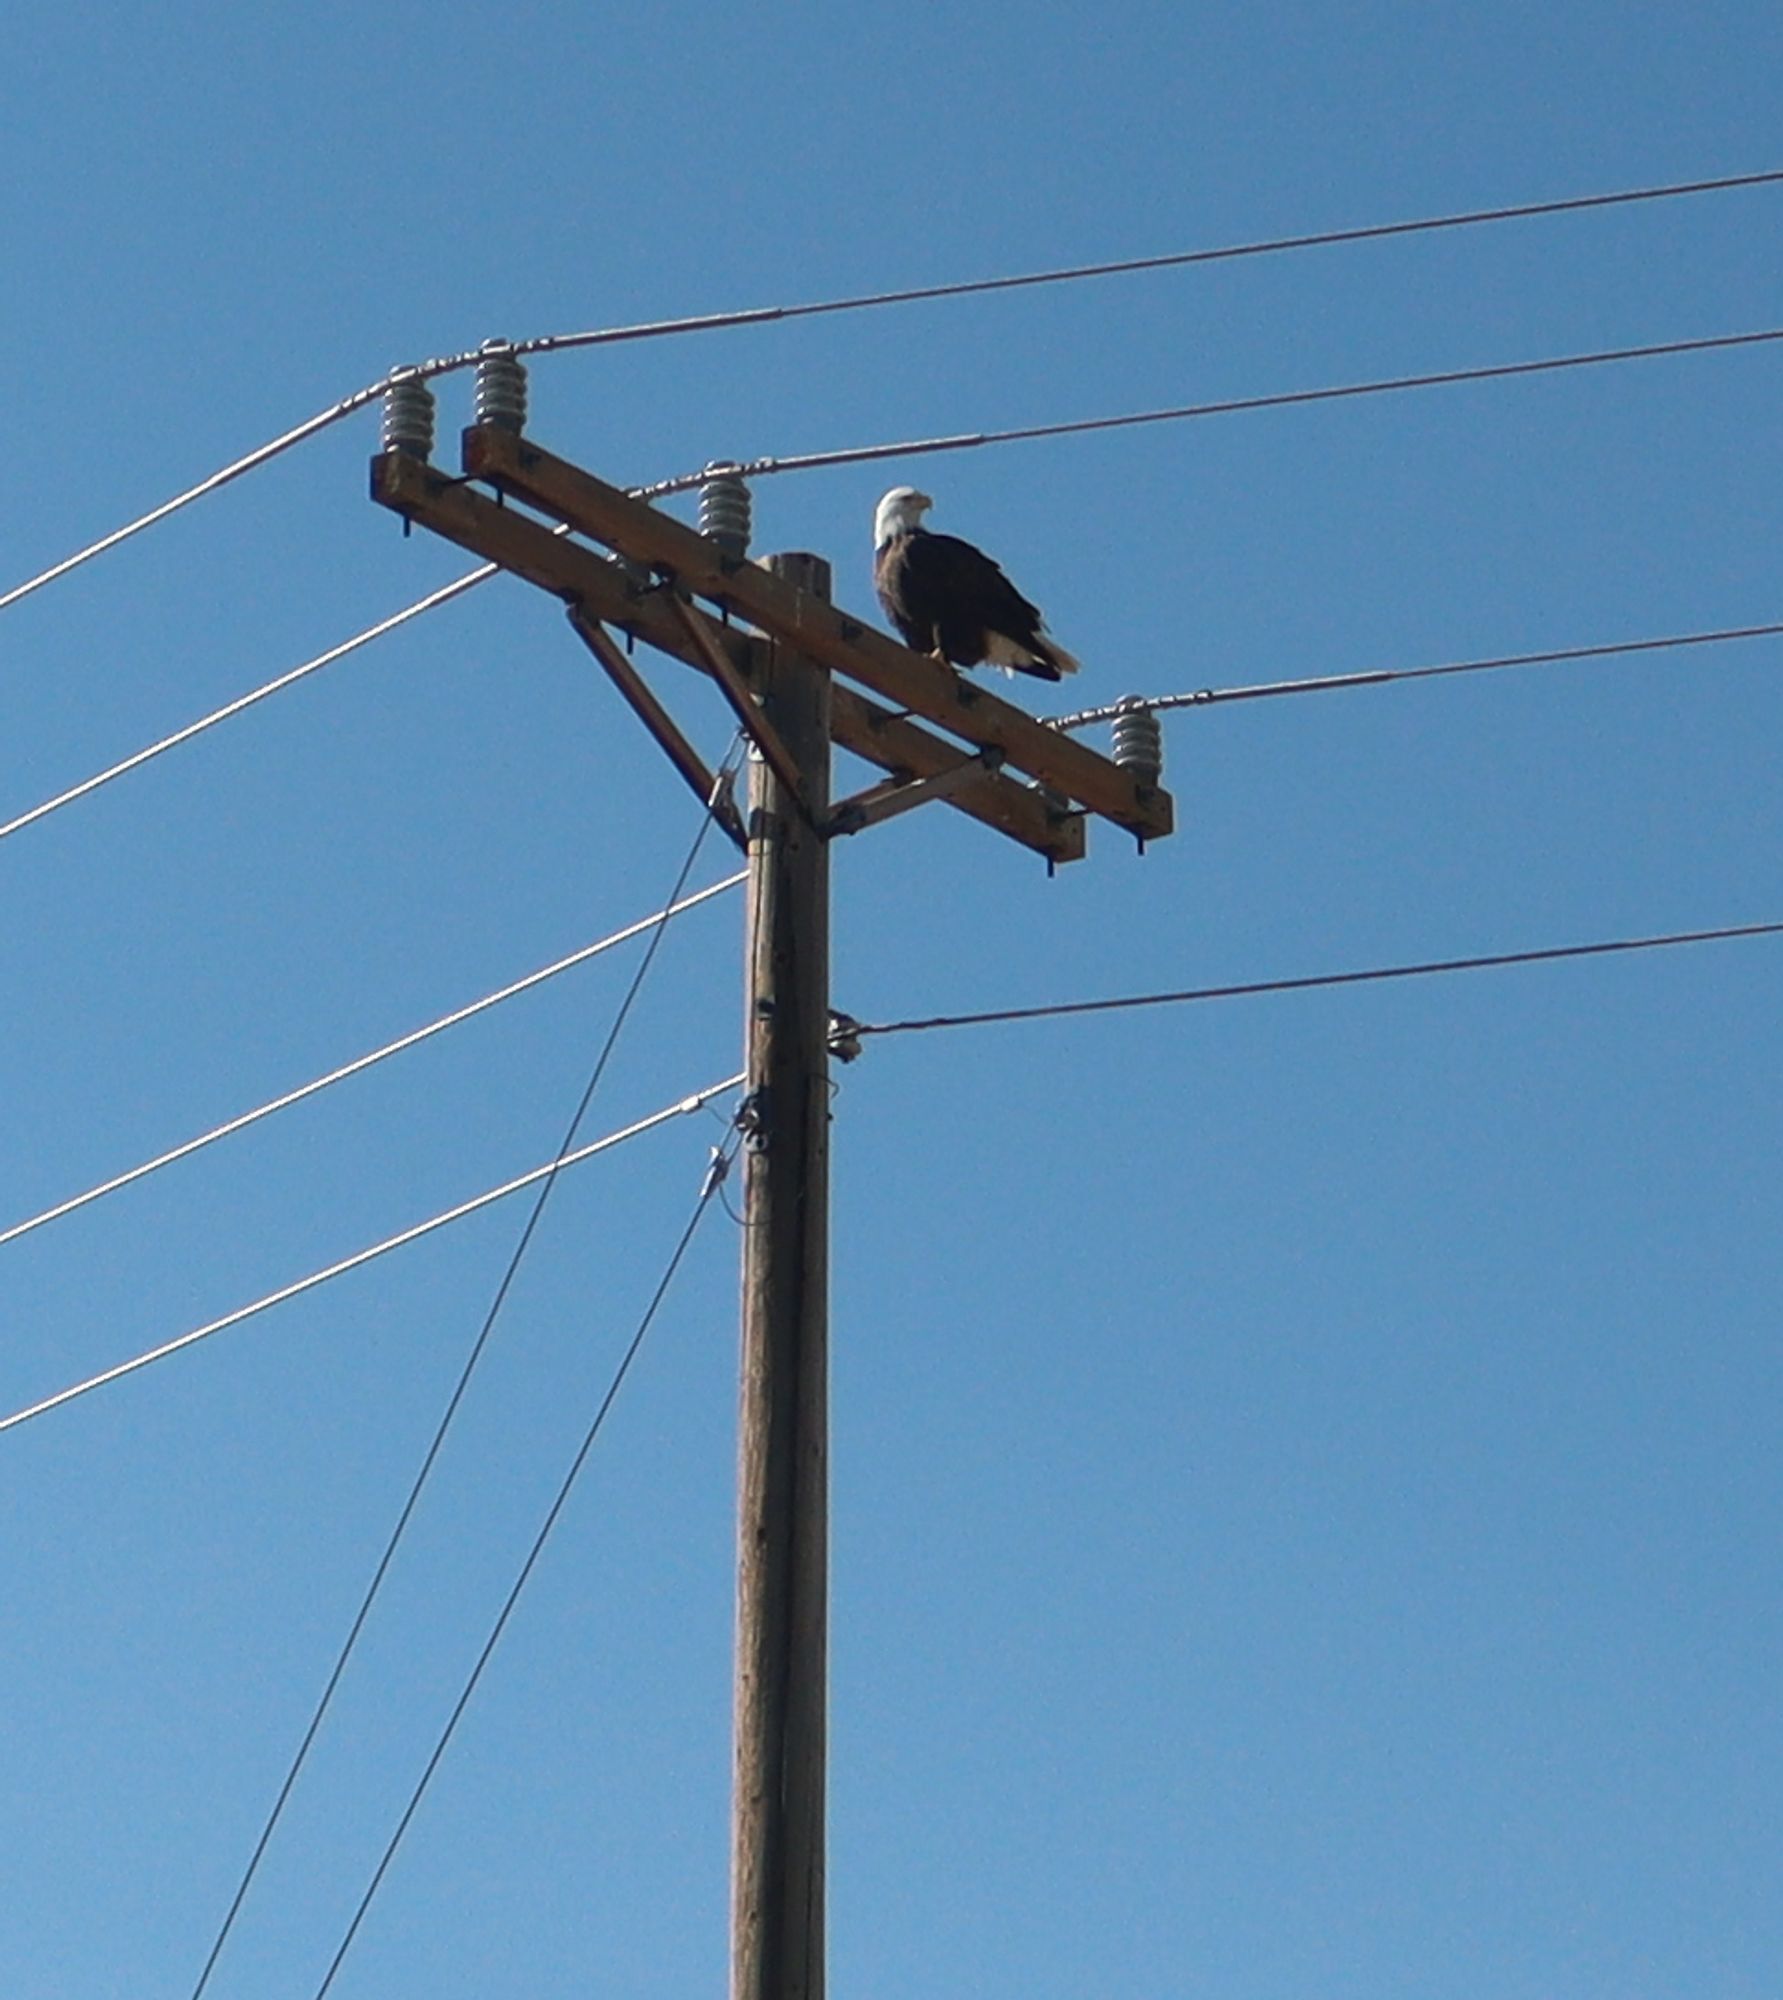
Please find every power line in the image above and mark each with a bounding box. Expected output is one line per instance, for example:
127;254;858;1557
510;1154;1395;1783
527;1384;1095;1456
0;521;585;851
0;1074;744;1438
0;390;390;618
4;166;1777;618
0;872;745;1251
638;324;1783;498
186;754;745;1999
497;170;1783;372
1046;618;1783;730
304;1132;739;2000
854;920;1783;1042
0;564;492;847
511;166;1783;362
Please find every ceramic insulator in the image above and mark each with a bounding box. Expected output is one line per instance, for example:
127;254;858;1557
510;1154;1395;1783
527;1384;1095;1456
380;372;435;459
473;341;528;433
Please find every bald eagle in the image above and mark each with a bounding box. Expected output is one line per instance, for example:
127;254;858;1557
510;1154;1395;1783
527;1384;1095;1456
873;488;1080;681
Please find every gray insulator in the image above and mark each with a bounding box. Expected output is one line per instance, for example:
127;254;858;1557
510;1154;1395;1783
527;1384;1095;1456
380;372;435;459
1110;704;1164;787
699;463;752;559
473;340;528;433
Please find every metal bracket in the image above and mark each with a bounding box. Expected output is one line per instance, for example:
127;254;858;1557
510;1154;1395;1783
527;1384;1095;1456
736;1088;769;1151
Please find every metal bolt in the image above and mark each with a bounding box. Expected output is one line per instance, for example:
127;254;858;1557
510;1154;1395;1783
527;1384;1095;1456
1110;703;1164;787
699;462;752;559
380;371;435;459
473;339;528;433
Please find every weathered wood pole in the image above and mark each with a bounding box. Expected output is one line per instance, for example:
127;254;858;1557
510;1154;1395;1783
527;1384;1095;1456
732;552;832;2000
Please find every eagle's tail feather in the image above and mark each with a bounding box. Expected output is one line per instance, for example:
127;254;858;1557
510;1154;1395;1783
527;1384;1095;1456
984;630;1081;680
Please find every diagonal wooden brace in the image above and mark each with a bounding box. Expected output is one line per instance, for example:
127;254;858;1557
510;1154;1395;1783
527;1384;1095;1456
665;593;809;813
827;748;1004;838
567;609;747;851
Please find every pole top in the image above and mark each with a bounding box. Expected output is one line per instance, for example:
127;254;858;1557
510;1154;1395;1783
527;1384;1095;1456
765;551;831;601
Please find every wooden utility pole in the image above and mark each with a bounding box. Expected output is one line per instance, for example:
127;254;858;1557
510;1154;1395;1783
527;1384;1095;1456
732;555;832;2000
371;393;1172;2000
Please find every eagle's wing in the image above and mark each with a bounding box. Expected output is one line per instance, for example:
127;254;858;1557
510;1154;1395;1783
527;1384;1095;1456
878;529;1076;677
921;532;1046;639
919;532;1076;677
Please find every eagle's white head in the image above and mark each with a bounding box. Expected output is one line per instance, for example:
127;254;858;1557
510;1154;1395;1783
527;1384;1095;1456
874;486;934;549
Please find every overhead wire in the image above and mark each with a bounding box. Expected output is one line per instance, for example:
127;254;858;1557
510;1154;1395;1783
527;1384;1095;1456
0;523;597;851
854;920;1783;1043
3;165;1777;618
0;873;744;1251
184;744;746;1999
636;324;1783;497
0;563;494;847
0;1074;743;1438
508;166;1783;362
303;1130;740;2000
1046;618;1783;730
0;388;390;618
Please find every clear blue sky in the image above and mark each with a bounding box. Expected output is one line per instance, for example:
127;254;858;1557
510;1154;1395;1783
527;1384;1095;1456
4;4;1780;1996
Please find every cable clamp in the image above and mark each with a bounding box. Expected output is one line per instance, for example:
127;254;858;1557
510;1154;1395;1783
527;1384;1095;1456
706;761;741;822
736;1089;769;1150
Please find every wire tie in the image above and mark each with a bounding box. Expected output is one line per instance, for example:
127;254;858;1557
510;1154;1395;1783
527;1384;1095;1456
828;1011;865;1064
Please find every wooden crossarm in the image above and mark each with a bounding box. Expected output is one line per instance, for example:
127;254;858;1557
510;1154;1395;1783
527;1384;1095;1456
370;451;1084;863
460;425;1173;843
